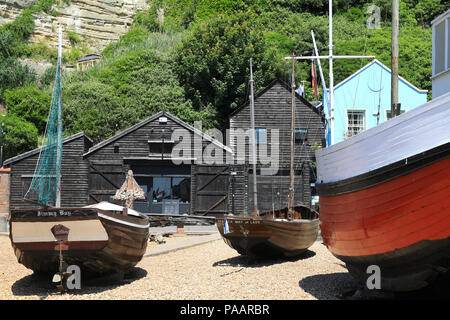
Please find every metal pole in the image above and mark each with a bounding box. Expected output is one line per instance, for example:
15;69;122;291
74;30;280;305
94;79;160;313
329;0;335;146
391;0;399;117
288;53;296;219
0;122;4;167
285;55;375;60
231;170;236;215
249;59;258;216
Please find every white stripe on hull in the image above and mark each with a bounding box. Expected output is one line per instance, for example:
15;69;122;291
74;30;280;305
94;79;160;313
316;92;450;184
11;219;108;243
97;213;150;229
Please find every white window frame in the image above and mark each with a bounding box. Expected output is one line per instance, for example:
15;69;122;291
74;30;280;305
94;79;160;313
346;110;365;138
249;128;267;144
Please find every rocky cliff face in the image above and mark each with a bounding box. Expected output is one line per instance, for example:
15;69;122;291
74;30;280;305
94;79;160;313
0;0;149;52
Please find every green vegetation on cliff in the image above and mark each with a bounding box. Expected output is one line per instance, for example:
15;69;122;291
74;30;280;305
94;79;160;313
0;0;448;159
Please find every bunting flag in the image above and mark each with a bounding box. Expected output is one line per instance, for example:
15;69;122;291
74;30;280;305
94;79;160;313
311;59;319;100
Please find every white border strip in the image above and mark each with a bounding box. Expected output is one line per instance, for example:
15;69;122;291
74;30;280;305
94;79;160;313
98;213;150;229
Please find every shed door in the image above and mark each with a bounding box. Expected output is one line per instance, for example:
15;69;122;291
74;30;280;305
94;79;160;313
193;165;229;217
88;160;124;204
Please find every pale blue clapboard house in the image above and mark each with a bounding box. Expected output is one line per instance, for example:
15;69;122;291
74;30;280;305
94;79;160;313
322;59;428;145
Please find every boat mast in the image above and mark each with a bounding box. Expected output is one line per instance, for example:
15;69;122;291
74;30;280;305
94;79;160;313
311;30;328;108
287;54;296;219
391;0;400;118
55;25;62;207
249;59;259;216
285;1;374;146
329;0;335;145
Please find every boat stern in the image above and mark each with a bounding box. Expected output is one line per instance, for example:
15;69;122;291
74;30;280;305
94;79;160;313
9;207;109;272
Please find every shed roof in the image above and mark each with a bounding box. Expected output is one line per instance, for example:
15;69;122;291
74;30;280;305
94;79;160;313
77;54;101;63
83;110;233;158
3;132;93;166
228;79;321;119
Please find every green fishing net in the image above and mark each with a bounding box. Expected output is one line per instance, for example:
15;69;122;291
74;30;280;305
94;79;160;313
25;62;63;206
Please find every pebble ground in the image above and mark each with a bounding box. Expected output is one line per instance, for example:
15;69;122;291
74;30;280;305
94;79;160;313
0;234;358;300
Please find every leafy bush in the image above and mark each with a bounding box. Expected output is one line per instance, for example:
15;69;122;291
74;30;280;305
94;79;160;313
0;57;37;102
5;85;50;134
62;46;82;64
0;114;38;161
40;65;57;87
0;0;58;60
67;31;81;45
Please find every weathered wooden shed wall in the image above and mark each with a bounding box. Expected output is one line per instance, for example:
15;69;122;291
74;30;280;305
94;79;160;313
4;132;93;209
83;111;232;216
228;80;325;213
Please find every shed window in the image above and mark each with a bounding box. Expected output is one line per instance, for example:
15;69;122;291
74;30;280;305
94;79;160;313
249;128;267;144
295;129;308;143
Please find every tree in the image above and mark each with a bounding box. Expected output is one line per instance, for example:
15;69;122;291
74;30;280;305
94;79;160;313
176;11;279;125
0;114;38;161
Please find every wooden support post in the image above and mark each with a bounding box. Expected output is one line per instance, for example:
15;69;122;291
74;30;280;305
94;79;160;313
391;0;400;117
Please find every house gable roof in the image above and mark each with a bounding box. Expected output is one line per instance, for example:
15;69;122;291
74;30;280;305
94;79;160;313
329;59;428;93
3;132;92;166
228;79;321;119
83;110;232;158
431;9;449;25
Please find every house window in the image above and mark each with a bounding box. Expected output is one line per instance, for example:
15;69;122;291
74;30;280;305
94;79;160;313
435;20;446;74
249;128;267;144
346;111;365;138
433;16;449;75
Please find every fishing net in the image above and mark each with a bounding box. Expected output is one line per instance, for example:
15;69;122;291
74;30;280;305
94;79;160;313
25;62;63;206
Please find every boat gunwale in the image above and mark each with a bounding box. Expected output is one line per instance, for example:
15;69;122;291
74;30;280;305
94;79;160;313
316;142;450;196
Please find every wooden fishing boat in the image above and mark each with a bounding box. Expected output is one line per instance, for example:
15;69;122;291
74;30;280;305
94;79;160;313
9;205;149;275
8;28;150;279
315;92;450;291
261;206;319;257
216;58;319;259
216;205;319;258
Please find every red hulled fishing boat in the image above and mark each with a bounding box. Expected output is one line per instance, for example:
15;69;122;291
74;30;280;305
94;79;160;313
315;92;450;291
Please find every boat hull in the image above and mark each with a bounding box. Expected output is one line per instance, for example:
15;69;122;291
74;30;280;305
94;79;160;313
216;206;319;259
317;154;450;291
9;207;150;275
263;219;319;257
